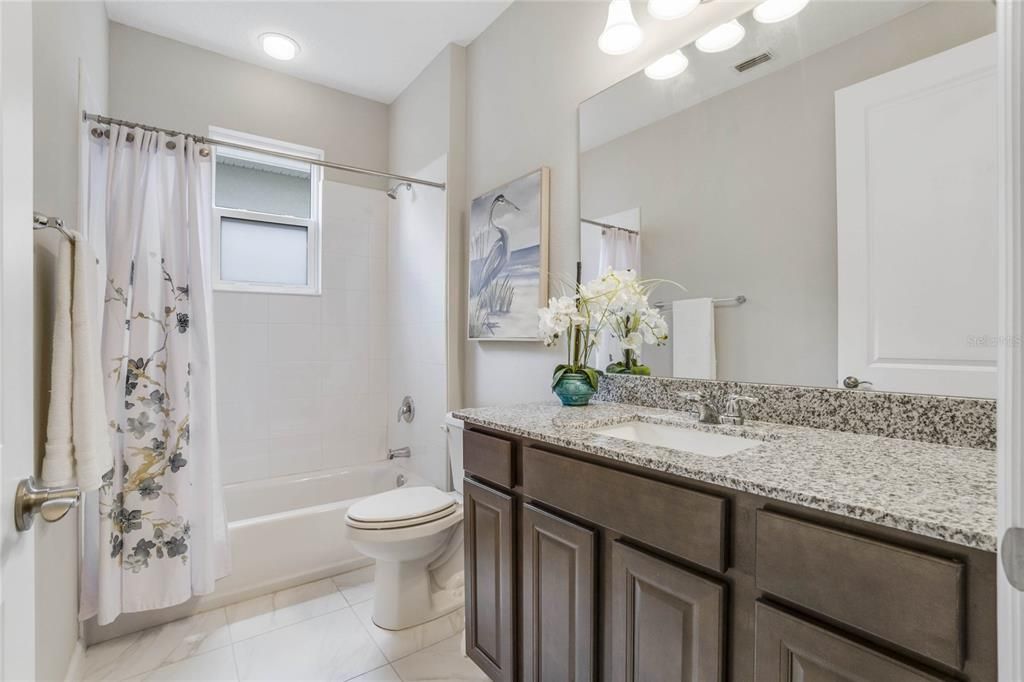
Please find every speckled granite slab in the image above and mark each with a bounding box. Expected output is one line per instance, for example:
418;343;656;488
453;401;997;552
595;374;996;450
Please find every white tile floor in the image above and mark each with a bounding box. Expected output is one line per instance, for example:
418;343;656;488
80;565;488;682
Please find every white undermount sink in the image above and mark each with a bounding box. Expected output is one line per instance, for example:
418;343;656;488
589;421;763;458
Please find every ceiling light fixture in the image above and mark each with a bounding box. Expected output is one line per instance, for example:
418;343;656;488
753;0;810;23
644;49;689;80
695;19;746;53
647;0;700;21
598;0;644;55
260;33;300;61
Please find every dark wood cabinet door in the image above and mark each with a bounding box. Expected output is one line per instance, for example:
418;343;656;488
610;541;725;682
464;477;516;682
521;503;596;682
754;602;949;682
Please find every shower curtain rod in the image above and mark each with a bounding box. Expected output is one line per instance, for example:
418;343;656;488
83;112;447;191
581;218;639;235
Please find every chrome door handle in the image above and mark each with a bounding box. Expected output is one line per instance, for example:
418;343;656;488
842;376;874;389
14;476;80;532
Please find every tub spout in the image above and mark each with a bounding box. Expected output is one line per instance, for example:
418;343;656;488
388;447;411;460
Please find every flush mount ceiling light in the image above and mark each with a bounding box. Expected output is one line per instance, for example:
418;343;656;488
644;49;689;80
599;0;644;55
648;0;700;21
260;33;300;61
753;0;810;23
695;19;746;53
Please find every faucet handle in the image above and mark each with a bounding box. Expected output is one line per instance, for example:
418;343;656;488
723;394;758;422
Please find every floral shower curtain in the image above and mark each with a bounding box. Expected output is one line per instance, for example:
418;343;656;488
80;123;229;625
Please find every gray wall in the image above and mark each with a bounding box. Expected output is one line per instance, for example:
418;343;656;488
109;22;389;189
580;1;995;386
463;0;757;406
32;1;110;679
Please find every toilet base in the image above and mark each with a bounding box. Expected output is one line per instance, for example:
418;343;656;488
371;557;464;630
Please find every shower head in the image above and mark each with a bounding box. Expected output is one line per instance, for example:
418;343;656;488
386;182;412;200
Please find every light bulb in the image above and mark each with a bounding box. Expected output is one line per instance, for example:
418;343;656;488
644;50;689;80
647;0;700;21
753;0;810;23
260;33;300;61
599;0;644;56
695;19;745;53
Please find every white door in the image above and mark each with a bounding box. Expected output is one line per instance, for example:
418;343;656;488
0;2;37;679
836;34;998;398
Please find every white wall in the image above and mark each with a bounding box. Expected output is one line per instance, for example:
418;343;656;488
216;181;389;484
109;22;389;189
580;1;995;386
387;45;467;485
463;0;756;406
32;2;109;679
387;158;449;487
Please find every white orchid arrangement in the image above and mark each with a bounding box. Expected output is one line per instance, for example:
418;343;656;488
538;268;679;391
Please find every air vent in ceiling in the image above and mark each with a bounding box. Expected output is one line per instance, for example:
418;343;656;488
735;52;774;73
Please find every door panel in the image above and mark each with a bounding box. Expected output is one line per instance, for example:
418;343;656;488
754;602;948;682
836;33;997;397
610;541;725;681
521;503;595;682
464;477;516;682
0;2;37;679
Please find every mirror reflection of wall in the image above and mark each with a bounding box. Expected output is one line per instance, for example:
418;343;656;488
579;0;997;397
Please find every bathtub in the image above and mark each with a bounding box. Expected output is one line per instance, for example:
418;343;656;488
86;460;425;644
215;461;428;602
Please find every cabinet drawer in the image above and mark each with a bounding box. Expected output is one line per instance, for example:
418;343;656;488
755;510;964;670
463;429;514;489
522;446;728;572
754;602;950;682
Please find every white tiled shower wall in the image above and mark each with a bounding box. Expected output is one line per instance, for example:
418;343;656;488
215;181;390;484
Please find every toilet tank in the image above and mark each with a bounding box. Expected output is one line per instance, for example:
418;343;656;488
444;413;465;495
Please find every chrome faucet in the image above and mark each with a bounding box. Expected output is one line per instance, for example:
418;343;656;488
388;447;412;460
681;391;722;424
721;394;759;426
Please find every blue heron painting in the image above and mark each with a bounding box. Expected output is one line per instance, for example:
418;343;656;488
468;168;549;339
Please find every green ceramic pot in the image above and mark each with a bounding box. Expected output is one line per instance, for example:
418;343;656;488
553;372;596;407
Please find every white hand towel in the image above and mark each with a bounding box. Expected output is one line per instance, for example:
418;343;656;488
41;235;113;492
672;298;717;380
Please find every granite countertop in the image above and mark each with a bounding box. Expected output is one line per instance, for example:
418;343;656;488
453;401;997;552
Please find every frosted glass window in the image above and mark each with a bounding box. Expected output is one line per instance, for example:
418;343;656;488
215;156;311;218
220;217;308;286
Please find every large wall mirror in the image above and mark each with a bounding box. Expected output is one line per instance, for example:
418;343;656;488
578;0;998;398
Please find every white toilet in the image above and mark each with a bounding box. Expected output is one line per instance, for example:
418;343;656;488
344;414;465;631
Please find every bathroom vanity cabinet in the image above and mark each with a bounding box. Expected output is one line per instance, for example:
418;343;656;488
461;425;997;682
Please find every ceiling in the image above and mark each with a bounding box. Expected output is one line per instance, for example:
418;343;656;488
105;1;513;103
580;0;928;151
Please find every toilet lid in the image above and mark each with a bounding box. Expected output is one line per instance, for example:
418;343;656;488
347;486;455;525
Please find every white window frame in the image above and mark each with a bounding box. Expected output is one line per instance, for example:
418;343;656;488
210;126;323;295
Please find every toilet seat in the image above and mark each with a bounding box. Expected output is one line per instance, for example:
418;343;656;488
346;486;456;530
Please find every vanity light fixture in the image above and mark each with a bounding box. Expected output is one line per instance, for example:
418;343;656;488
695;19;746;53
260;33;300;61
753;0;810;24
648;0;700;21
644;49;689;80
599;0;644;55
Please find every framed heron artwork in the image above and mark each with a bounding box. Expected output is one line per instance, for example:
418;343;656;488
468;167;550;340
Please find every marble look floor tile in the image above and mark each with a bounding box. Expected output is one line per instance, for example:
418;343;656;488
82;609;231;680
352;600;465;662
226;578;347;642
348;665;402;681
391;633;487;681
121;647;238;682
233;608;388;681
332;564;376;605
